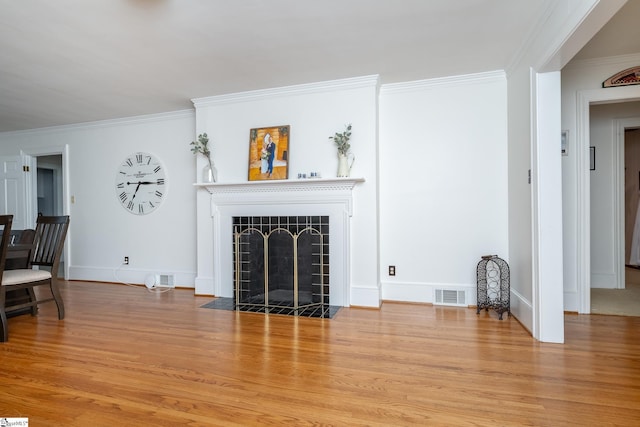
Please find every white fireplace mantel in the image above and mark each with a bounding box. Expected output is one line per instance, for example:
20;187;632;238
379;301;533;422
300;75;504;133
194;177;364;216
194;177;364;306
194;177;364;192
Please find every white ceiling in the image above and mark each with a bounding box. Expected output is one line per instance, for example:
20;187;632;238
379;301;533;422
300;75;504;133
0;0;636;133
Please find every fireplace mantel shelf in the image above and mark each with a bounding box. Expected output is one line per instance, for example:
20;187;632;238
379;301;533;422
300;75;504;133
194;177;365;194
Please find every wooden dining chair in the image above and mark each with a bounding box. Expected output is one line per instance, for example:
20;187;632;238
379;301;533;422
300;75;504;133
0;215;13;268
0;215;15;342
0;215;70;342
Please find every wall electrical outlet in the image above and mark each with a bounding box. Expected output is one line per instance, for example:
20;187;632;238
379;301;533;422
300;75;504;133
124;256;129;265
389;265;396;276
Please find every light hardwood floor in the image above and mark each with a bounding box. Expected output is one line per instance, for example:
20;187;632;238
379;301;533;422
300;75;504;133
1;280;639;426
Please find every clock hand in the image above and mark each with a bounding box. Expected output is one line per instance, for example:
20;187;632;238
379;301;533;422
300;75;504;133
131;182;142;201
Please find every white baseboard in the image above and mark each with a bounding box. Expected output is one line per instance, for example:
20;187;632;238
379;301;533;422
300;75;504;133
68;266;195;288
350;284;381;307
591;272;617;289
563;290;579;312
509;288;533;335
194;276;215;296
381;281;475;305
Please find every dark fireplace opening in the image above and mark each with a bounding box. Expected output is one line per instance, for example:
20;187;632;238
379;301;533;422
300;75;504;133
233;216;330;317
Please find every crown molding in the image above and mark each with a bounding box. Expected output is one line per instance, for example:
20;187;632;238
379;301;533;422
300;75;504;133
504;0;557;76
0;109;194;136
562;53;640;71
379;70;505;95
192;75;380;108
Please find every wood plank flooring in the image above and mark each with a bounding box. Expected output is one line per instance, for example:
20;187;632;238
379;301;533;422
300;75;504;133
1;280;639;426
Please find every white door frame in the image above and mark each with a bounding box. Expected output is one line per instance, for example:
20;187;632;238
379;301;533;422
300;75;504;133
614;118;640;289
21;144;71;279
576;86;640;313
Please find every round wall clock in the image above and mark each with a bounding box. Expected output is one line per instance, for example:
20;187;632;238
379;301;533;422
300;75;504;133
115;152;166;215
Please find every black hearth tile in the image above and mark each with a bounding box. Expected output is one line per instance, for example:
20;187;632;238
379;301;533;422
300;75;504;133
201;298;341;319
200;298;236;311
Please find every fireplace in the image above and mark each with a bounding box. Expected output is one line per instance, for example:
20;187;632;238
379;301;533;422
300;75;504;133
233;215;330;316
194;178;364;308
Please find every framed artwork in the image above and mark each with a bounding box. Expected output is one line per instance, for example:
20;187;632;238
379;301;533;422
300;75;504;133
603;66;640;88
248;125;290;181
590;146;596;171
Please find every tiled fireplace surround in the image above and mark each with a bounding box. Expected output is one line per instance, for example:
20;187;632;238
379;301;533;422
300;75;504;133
195;178;363;308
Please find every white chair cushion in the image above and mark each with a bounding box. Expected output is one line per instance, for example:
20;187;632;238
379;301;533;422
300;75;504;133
2;269;52;286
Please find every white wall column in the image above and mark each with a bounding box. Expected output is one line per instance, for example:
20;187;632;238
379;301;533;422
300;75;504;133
533;71;564;343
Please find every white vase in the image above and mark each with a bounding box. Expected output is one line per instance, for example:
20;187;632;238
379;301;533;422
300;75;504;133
202;161;217;183
337;153;355;177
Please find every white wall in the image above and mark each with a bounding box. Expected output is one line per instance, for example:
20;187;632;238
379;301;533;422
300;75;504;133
1;72;512;310
506;64;534;331
0;72;511;310
192;76;380;306
192;72;512;307
0;111;197;287
378;72;509;304
562;53;640;310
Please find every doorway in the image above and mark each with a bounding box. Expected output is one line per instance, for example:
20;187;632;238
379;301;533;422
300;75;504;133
575;86;640;314
21;145;70;279
36;155;63;217
589;118;640;316
36;154;64;275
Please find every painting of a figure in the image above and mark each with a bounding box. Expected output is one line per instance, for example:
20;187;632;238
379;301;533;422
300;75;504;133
248;125;290;181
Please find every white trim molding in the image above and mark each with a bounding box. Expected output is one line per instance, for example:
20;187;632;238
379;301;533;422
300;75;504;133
192;76;380;107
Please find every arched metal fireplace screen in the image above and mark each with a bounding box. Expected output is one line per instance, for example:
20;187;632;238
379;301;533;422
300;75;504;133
233;216;329;316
